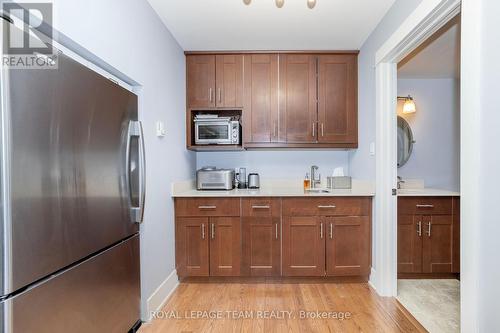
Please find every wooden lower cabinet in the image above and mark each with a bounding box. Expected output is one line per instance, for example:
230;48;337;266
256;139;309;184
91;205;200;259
241;198;281;276
282;216;325;276
282;198;372;277
397;197;459;276
326;216;370;276
176;217;210;277
209;217;241;276
176;197;372;278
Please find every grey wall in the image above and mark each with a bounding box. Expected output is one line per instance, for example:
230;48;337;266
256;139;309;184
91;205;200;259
397;79;460;191
48;0;195;317
196;151;349;179
349;0;423;180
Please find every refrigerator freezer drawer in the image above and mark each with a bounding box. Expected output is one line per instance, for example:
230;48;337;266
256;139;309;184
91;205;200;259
1;234;140;333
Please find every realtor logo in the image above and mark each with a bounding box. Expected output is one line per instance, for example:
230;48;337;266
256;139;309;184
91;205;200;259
2;2;57;68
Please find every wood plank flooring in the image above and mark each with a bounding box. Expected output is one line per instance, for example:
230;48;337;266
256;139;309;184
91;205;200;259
140;280;426;333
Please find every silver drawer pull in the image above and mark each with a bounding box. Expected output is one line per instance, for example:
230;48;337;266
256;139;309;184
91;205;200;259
320;222;324;239
318;205;336;209
198;205;217;209
252;205;270;209
416;204;434;208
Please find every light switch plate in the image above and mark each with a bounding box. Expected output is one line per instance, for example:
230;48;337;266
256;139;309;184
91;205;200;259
370;142;375;156
156;121;166;137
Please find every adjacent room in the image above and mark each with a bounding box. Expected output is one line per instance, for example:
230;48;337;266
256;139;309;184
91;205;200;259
396;15;461;333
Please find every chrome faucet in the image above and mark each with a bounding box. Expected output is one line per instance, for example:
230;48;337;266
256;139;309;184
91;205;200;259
397;176;405;189
310;165;321;189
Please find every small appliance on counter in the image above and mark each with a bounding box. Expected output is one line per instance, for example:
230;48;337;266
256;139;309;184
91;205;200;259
248;173;260;189
194;114;240;145
236;167;247;189
196;166;235;190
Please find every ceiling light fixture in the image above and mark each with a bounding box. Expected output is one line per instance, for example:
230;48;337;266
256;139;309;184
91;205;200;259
242;0;317;9
397;95;417;114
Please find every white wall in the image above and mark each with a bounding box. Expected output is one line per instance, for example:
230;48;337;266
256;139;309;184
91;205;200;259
46;0;195;319
350;0;423;180
196;151;349;180
397;79;460;191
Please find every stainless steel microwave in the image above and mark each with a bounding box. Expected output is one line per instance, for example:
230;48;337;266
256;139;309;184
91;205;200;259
194;117;240;145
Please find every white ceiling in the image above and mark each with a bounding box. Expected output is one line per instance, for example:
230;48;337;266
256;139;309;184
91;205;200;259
398;16;461;79
147;0;396;51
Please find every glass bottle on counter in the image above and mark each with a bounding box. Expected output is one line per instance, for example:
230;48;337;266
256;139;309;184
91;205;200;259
303;172;311;190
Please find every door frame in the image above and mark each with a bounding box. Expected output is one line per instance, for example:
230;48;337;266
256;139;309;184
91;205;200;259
372;0;468;323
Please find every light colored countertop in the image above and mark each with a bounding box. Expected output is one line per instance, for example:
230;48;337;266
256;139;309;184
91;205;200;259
397;188;460;197
172;179;375;197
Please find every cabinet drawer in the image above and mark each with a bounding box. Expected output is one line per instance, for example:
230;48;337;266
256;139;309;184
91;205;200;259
282;197;371;216
175;198;240;217
241;198;281;217
398;197;453;215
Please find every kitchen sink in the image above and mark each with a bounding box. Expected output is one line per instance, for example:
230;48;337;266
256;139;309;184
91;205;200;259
305;188;331;193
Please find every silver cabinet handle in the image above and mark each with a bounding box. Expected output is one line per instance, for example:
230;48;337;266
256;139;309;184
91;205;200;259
218;88;222;103
209;88;213;102
416;204;434;208
275;223;279;240
329;223;333;239
211;223;215;239
126;120;146;223
318;205;336;209
198;205;216;209
273;121;277;138
201;223;205;239
320;222;324;239
312;122;316;137
417;221;422;237
427;222;432;237
252;205;270;209
321;123;324;137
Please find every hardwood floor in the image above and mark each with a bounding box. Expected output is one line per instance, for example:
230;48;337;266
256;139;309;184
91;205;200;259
140;280;426;333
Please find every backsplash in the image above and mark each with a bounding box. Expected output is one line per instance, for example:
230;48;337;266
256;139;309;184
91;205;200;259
196;151;349;179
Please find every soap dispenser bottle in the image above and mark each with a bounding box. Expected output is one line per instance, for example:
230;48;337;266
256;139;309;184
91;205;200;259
303;173;311;190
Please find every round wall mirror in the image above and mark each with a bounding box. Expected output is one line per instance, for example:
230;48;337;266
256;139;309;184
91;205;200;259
397;116;415;168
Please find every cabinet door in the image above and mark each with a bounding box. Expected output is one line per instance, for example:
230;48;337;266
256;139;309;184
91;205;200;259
326;216;370;276
243;54;280;143
282;216;325;276
397;215;423;273
209;217;241;276
279;54;317;143
317;55;357;144
422;215;453;273
215;55;243;107
187;55;216;108
176;217;209;277
241;198;281;276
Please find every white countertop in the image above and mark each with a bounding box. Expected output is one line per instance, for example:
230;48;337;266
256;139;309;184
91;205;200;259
397;188;460;197
172;179;375;197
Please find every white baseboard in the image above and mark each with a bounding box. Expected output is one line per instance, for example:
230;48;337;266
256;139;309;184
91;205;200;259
368;267;378;292
145;269;179;322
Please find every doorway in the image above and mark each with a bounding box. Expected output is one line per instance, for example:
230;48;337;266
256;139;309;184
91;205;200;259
395;14;461;332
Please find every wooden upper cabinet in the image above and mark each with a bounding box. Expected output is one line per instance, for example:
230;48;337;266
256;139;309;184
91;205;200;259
243;54;280;143
318;55;358;144
279;54;317;143
215;55;243;108
326;216;370;276
187;55;216;108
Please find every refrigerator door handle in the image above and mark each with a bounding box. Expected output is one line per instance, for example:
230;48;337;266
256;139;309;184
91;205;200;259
127;121;146;223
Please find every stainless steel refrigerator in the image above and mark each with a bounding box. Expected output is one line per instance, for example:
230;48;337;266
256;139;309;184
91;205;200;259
0;37;145;332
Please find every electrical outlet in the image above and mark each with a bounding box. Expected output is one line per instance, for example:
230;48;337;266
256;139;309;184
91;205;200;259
370;142;375;156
